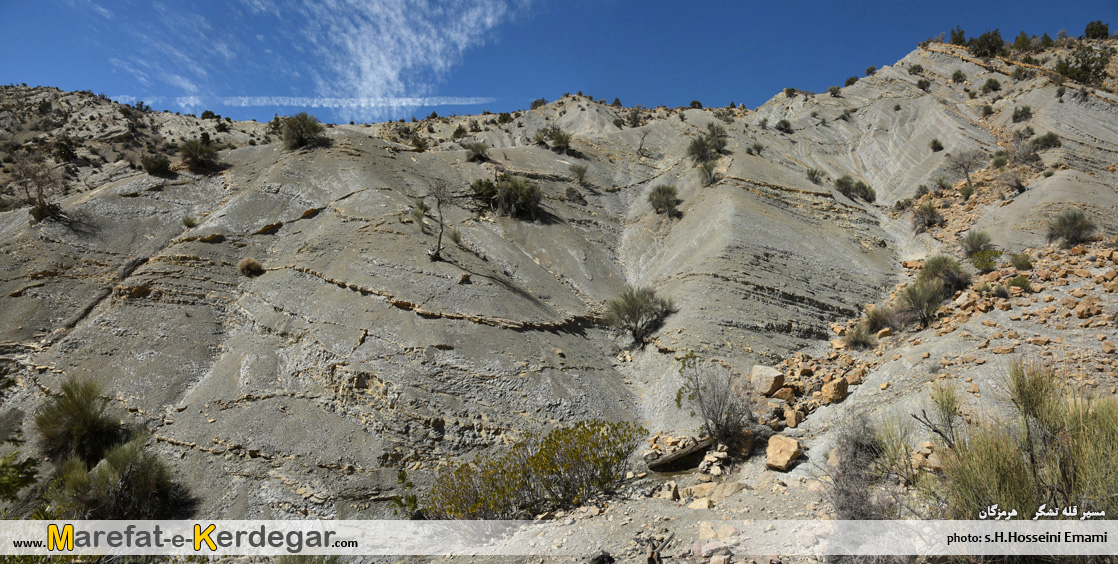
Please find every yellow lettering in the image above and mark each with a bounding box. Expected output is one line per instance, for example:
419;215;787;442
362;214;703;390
194;524;216;551
48;524;74;551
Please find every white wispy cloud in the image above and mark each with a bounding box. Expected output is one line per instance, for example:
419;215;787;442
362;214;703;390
181;95;496;109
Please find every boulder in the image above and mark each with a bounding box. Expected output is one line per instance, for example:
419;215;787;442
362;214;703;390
708;481;746;502
751;365;785;396
766;436;802;471
821;377;848;404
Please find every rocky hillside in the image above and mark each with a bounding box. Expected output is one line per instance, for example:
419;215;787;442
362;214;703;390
1;34;1116;535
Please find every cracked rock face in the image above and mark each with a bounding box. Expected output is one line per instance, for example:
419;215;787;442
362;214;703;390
2;39;1116;518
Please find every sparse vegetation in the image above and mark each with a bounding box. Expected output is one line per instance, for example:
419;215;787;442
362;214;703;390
677;352;755;450
961;230;992;257
34;377;121;466
843;321;876;350
470;175;542;220
425;419;644;519
774;119;793;134
917;78;931;91
648;184;679;218
864;303;899;333
806;168;824;184
969;249;1002;274
282;113;327;150
11;151;63;221
1030;132;1061;151
48;435;186;519
698;160;718;186
1006;274;1032;292
958;184;973;200
179;137;219;172
606;286;674;344
981;78;1001;94
929;139;944;152
569;163;588;184
952;69;966;83
834;175;875;202
463;142;489;163
913;202;943;232
1011;106;1032;123
1009;252;1032;270
900;278;944;328
1046;209;1096;247
141;155;171;176
237;257;265;277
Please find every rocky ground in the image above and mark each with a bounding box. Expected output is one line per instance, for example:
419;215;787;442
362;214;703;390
1;36;1117;564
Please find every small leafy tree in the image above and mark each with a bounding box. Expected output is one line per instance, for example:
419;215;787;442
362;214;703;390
969;29;1006;58
606;286;674;344
948;150;984;187
425;180;453;261
11;151;63;222
282;112;326;150
1084;20;1109;39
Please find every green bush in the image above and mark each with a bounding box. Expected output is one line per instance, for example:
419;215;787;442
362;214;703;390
917;78;932;91
687;136;716;165
952;69;967;83
530;98;547;110
452;125;466;140
690;100;702;109
918;254;971;297
1011;106;1032;123
606;286;674;344
969;249;1003;274
425;420;645;519
913;201;943;231
698;160;718;187
784;87;796;98
961;230;992;256
829;86;842;97
900;279;944;328
958;184;974;200
410;135;428;152
981;78;1001;94
0;450;38;503
774;119;793;134
981;104;994;117
463;142;489;163
845;76;858;87
48;435;185;519
1046;209;1096;247
865;66;876;76
648;184;679;217
834;175;875;202
930;139;944;152
908;64;924;75
141;155;171;176
1031;132;1061;150
471;175;541;220
1006;274;1032;292
179;138;218;172
865;303;899;333
806;168;824;184
497;112;513;124
950;26;967;45
1009;252;1032;270
282;113;326;150
34;377;121;466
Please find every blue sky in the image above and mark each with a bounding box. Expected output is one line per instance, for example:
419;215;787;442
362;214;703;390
1;1;1113;124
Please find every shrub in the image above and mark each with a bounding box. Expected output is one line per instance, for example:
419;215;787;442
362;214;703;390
282;113;326;150
908;64;924;75
981;105;994;117
1046;209;1096;247
1006;274;1032;292
981;78;1001;94
0;450;38;503
774;119;793;134
900;279;944;327
425;419;645;519
1084;20;1109;40
958;184;973;200
1011;66;1031;81
969;249;1002;274
549;130;572;155
961;230;992;256
828;86;842;97
469;119;481;132
894;104;901;111
141;155;171;176
992;284;1010;299
827;415;890;520
843;321;876;350
1030;132;1061;150
806;168;824;185
687;136;716;164
991;154;1007;168
865;303;899;333
648;184;679;217
784;87;796;98
834;175;875;202
607;286;673;344
929;139;944;152
452;125;466;140
917;79;931;91
179;138;218;172
237;257;265;277
865;66;876;76
690;100;702;109
845;76;859;87
1011;106;1032;123
569;163;588;184
698;160;718;186
1009;252;1032;270
950;26;967;45
752;142;764;155
410;135;428;152
530;98;547;110
463;142;489;163
918;254;971;297
952;69;967;83
48;435;185;519
678;352;755;449
496;112;512;124
34;377;121;466
486;175;542;220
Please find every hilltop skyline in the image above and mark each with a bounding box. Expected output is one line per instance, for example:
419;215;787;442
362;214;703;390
1;0;1113;123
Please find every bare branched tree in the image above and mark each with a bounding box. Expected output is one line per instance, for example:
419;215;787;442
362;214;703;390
426;180;453;261
678;352;755;449
946;150;985;188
